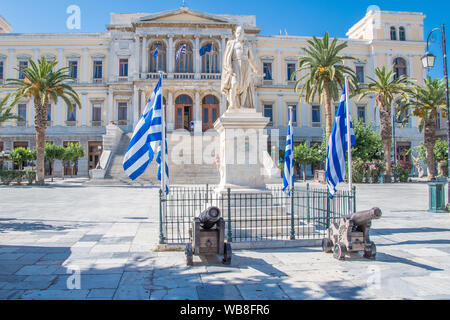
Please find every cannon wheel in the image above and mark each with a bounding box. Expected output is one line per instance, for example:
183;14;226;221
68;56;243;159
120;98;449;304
363;241;377;259
322;238;333;253
185;243;194;266
222;243;232;265
333;243;346;260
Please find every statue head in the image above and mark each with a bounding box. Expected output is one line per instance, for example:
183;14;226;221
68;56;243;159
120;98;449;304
235;26;244;41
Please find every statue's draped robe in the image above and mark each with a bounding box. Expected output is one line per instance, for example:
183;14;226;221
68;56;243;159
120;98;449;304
221;40;256;109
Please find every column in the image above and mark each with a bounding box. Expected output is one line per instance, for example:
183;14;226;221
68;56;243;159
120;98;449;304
57;98;62;126
33;49;38;62
194;91;201;133
107;39;114;82
277;50;282;85
134;35;141;79
81;92;87;126
220;36;226;71
107;88;113;123
408;54;414;79
277;94;283;127
254;91;259;112
142;37;148;74
8;49;14;78
141;90;146;117
29;102;34;127
133;85;139;126
194;36;200;79
167;91;174;131
301;99;308;128
82;48;88;83
168;35;174;76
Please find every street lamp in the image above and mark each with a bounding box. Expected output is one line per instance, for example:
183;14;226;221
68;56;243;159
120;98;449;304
422;24;450;206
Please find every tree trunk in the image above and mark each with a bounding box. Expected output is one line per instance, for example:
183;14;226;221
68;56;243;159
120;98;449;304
34;97;48;185
379;103;392;183
51;160;54;182
424;109;437;181
323;82;332;147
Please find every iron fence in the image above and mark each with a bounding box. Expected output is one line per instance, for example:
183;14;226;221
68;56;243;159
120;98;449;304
159;184;356;244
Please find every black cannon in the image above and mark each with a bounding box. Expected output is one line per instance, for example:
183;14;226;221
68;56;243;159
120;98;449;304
185;206;232;266
322;207;382;260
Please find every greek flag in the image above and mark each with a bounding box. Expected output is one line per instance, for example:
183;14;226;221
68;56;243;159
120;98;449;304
282;118;294;195
176;44;187;61
122;77;163;180
325;86;355;199
157;135;169;195
153;47;158;59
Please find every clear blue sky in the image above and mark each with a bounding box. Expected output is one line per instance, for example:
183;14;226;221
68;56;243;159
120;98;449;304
2;0;450;78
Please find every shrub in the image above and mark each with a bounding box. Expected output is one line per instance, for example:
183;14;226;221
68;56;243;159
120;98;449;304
24;171;36;185
0;170;17;185
394;161;413;182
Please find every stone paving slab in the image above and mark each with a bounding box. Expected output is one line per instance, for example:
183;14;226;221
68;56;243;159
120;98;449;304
0;182;450;299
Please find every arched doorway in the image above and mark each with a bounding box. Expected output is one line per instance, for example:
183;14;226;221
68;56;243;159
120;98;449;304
202;95;220;131
175;94;193;131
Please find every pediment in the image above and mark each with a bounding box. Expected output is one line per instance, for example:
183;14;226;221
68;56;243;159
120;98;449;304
138;8;230;25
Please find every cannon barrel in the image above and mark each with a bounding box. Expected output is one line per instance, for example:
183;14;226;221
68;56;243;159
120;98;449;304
198;206;221;229
348;207;382;226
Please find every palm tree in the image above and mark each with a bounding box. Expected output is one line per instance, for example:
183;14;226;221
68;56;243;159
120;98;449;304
397;76;447;181
5;57;81;185
294;32;356;145
0;94;18;123
358;67;411;182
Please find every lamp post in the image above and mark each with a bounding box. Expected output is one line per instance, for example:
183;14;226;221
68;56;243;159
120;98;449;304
422;24;450;205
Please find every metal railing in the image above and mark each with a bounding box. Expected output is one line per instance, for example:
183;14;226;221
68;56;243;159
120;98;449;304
159;184;356;244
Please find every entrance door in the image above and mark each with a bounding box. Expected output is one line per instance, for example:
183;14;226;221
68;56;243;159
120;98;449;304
202;95;220;132
88;142;103;169
175;95;193;131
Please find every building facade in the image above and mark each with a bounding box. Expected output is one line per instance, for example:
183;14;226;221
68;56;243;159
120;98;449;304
0;7;432;178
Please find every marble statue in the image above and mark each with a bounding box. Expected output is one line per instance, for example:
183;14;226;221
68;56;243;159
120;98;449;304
221;26;263;109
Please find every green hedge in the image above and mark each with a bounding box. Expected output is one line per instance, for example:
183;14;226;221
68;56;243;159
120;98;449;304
0;170;36;186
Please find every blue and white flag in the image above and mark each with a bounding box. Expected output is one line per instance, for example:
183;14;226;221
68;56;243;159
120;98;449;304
282;117;294;195
122;77;163;180
153;47;158;59
157;134;169;195
325;86;356;199
199;43;213;56
176;44;187;61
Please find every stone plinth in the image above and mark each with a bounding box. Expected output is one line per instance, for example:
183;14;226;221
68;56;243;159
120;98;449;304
214;108;270;194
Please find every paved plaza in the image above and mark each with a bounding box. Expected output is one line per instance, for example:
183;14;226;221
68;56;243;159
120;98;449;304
1;180;450;300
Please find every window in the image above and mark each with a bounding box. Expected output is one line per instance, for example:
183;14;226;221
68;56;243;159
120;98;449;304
393;58;407;79
357;106;366;123
47;104;51;122
264;104;273;124
119;59;128;77
18;104;26;122
312;105;321;124
287;105;297;123
356;65;365;83
67;105;76;121
287;63;296;81
68;60;78;80
201;43;219;73
212;108;217;123
0;61;3;81
263;62;272;80
93;60;103;80
118;102;127;121
399;27;406;41
92;103;102;122
175;42;193;73
18;61;28;80
149;41;167;73
390;27;397;40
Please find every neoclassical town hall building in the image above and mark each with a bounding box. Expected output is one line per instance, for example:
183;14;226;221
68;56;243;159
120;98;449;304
0;7;436;180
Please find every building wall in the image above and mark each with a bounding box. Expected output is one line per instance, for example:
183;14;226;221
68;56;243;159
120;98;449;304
0;8;428;177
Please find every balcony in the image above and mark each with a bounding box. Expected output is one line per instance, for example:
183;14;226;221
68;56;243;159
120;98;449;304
262;79;273;86
141;73;167;80
312;122;321;128
93;78;104;84
117;120;129;126
91;120;103;127
117;76;129;82
173;73;195;80
200;73;221;80
65;121;77;126
16;121;26;127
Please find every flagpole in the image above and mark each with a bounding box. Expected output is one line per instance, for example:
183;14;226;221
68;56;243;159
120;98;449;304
159;71;167;233
344;75;353;194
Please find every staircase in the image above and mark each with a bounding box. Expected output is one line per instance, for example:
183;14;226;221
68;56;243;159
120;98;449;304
104;132;220;185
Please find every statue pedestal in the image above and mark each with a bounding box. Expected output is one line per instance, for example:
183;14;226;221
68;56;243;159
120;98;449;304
214;108;270;195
